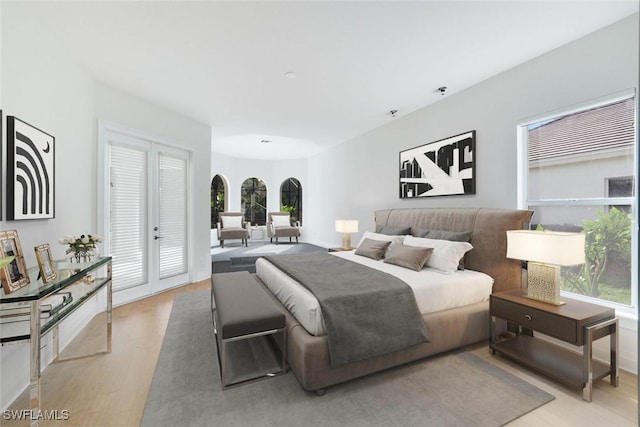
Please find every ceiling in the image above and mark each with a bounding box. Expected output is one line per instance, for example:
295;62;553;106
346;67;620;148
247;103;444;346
9;1;639;160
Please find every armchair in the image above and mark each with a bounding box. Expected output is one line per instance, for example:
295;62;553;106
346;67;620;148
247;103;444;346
217;212;249;248
267;212;300;244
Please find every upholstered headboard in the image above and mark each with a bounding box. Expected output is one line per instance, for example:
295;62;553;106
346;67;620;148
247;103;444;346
374;208;534;293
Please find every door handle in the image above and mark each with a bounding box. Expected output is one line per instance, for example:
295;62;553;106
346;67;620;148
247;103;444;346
154;236;163;240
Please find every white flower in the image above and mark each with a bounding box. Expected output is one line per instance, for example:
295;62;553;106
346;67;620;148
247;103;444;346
59;233;102;248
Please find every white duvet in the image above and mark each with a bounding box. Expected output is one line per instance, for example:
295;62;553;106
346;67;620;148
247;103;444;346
255;250;494;336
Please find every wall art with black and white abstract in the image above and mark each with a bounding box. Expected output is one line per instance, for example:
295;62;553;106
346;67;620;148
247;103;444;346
6;116;55;220
399;130;475;199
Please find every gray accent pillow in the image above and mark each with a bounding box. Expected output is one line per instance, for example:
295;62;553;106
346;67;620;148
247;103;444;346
422;229;473;242
375;225;412;235
383;244;434;271
415;229;472;270
354;238;391;260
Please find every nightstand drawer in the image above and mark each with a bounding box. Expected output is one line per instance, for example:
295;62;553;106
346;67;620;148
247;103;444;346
491;297;577;344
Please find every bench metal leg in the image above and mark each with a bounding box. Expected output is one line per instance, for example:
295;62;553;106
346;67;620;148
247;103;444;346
214;325;287;390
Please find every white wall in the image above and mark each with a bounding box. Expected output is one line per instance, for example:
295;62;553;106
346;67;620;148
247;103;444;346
305;14;639;373
316;15;640;371
0;5;97;408
305;14;639;249
212;15;639;373
0;5;212;408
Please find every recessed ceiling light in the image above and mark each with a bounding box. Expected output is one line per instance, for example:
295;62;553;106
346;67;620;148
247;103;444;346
284;71;297;79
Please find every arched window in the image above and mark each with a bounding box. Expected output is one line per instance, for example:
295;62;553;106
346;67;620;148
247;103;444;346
211;174;227;228
280;177;302;225
241;177;267;226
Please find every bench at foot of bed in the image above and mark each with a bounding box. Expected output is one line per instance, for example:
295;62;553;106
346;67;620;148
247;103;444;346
211;271;288;389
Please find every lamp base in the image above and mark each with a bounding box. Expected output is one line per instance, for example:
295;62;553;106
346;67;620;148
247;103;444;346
526;262;565;305
341;233;352;250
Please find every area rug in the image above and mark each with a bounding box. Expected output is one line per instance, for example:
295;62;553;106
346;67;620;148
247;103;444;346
142;290;554;427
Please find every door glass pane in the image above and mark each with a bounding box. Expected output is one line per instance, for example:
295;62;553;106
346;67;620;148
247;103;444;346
158;153;187;278
110;145;148;290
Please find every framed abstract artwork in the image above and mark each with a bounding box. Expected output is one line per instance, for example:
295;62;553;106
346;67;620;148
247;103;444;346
0;230;30;294
6;116;55;220
399;130;476;198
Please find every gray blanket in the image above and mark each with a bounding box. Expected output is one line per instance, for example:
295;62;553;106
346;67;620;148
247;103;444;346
263;252;429;367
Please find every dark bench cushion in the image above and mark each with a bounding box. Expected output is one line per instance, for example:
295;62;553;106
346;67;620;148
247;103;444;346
212;272;285;339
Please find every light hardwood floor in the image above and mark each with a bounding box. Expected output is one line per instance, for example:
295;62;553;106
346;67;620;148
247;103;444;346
3;280;638;426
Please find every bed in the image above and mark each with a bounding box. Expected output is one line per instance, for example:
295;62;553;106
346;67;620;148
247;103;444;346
254;207;533;393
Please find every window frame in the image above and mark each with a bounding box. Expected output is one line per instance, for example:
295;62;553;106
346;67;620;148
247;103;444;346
516;89;638;315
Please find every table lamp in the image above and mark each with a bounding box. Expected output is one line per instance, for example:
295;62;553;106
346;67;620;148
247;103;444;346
335;220;359;250
506;230;585;305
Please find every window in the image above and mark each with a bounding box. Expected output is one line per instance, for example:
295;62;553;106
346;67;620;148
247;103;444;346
241;177;267;225
607;177;634;213
211;174;227;228
280;177;302;225
518;93;637;308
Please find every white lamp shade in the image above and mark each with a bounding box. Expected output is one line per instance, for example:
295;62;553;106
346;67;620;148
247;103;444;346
335;220;359;233
506;230;585;266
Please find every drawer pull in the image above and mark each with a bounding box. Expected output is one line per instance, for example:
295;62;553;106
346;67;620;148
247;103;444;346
525;314;532;321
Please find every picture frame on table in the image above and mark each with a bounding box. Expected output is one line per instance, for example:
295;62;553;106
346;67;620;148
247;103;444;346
6;116;55;220
0;230;31;294
399;130;476;199
35;243;56;284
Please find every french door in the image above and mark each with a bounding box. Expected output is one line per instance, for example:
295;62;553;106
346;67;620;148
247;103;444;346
100;126;191;305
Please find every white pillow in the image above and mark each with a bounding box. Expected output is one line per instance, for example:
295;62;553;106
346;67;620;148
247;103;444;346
221;215;242;229
356;231;404;248
403;235;473;273
272;215;291;228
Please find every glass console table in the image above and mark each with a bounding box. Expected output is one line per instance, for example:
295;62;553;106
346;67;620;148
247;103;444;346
0;257;112;427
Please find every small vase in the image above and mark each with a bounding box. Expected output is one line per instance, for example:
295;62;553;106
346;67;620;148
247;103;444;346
70;246;99;263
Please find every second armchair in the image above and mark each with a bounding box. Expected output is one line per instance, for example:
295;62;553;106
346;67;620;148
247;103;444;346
267;212;300;244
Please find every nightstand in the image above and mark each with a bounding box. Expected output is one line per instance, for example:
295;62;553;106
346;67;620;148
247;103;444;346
490;289;618;402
